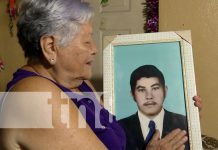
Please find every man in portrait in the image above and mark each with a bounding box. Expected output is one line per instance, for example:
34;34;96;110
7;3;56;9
119;64;189;150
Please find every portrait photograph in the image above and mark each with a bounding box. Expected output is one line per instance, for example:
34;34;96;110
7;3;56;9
113;41;186;120
103;31;202;150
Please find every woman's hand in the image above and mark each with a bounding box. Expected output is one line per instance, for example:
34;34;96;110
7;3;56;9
193;95;203;118
193;95;202;111
146;129;187;150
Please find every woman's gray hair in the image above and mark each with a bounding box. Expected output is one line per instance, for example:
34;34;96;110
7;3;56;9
17;0;93;60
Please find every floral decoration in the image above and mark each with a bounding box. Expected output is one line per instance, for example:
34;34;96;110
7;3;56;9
142;0;159;33
7;0;18;36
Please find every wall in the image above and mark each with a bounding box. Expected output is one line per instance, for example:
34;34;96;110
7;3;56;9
159;0;218;139
0;0;25;91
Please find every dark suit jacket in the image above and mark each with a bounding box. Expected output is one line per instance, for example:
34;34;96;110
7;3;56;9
118;110;189;150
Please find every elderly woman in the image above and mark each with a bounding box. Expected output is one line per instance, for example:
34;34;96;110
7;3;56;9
0;0;202;150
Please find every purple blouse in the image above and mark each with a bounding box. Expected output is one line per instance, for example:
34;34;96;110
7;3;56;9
6;69;126;150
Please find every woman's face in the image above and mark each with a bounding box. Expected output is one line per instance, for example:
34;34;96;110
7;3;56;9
56;22;97;80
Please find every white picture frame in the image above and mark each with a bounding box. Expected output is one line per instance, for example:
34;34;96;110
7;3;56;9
103;31;202;150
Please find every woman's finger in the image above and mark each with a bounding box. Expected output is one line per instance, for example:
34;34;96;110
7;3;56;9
171;135;187;149
160;129;187;149
177;145;185;150
193;95;203;111
169;129;187;147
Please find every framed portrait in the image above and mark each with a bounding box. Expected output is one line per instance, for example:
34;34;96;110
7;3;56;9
103;31;202;150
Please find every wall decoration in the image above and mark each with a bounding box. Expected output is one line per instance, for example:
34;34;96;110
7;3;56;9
7;0;18;36
142;0;159;33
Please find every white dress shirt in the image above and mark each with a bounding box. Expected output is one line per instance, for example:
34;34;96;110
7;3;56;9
138;108;165;139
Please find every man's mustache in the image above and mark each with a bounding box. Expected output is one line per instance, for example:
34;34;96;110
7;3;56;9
143;101;157;106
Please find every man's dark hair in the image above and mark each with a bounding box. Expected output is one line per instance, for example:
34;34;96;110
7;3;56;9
130;65;165;94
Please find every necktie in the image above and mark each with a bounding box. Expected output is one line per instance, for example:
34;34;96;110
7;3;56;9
144;120;156;148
